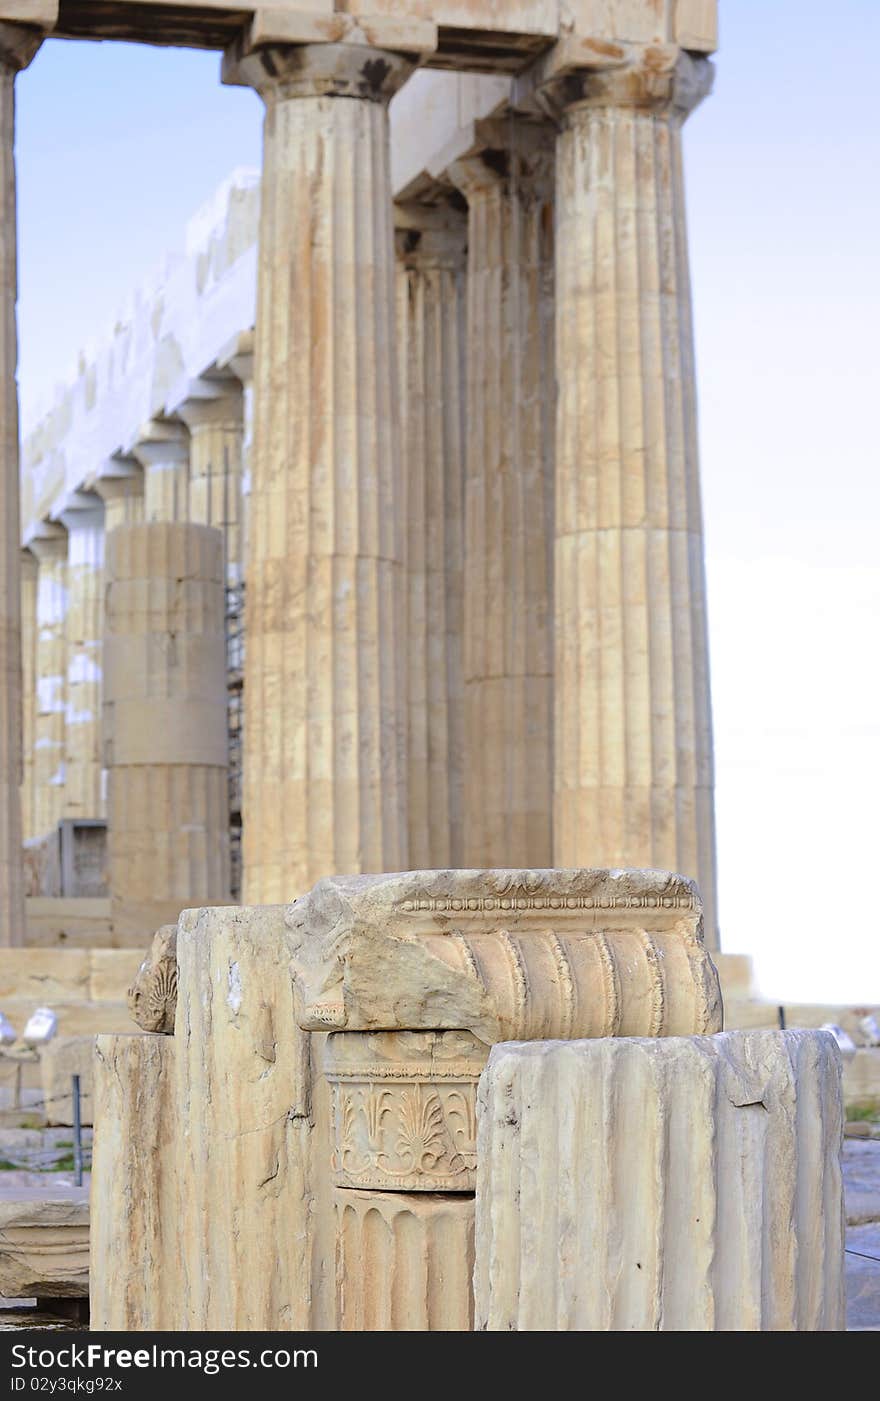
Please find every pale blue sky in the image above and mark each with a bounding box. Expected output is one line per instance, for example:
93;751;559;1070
14;2;880;999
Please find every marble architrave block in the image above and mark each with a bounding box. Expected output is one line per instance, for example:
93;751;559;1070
475;1030;845;1331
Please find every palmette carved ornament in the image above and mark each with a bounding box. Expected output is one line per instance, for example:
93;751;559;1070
324;1030;486;1191
128;924;178;1034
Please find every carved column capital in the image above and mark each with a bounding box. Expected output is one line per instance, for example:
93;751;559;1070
528;44;714;125
129;418;188;471
446;117;555;201
223;40;416;105
93;469;143;508
394;201;467;273
0;20;46;72
28;526;67;564
174;378;243;433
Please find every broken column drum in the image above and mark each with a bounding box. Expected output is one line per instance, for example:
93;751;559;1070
475;1030;845;1331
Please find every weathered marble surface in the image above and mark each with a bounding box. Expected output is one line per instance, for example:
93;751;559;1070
0;1188;89;1299
288;867;721;1041
475;1030;845;1331
128;924;177;1034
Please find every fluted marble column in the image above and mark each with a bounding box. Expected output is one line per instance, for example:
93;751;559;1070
177;382;244;584
19;548;36;844
227;42;414;902
59;498;105;820
395;203;466;868
132;420;189;524
218;331;255;578
0;24;42;942
449;122;556;869
548;54;718;945
104;522;230;939
30;532;68;838
94;472;144;822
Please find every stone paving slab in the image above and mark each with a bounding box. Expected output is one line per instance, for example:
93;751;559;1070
0;1128;93;1173
843;1139;880;1225
846;1222;880;1331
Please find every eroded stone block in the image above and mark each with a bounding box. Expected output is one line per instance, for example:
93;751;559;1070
0;1189;89;1299
90;1034;176;1330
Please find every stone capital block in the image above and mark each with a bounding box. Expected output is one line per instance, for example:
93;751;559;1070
0;18;46;71
475;1030;845;1331
520;35;714;121
324;1029;484;1192
224;38;417;105
288;868;721;1042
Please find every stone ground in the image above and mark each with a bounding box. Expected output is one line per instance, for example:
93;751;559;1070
0;1167;91;1332
844;1137;880;1330
0;1143;876;1332
0;1127;93;1173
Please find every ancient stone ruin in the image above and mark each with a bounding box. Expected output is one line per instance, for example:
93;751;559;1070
0;1;869;1332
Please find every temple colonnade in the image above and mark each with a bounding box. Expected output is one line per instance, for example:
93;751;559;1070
3;2;720;947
